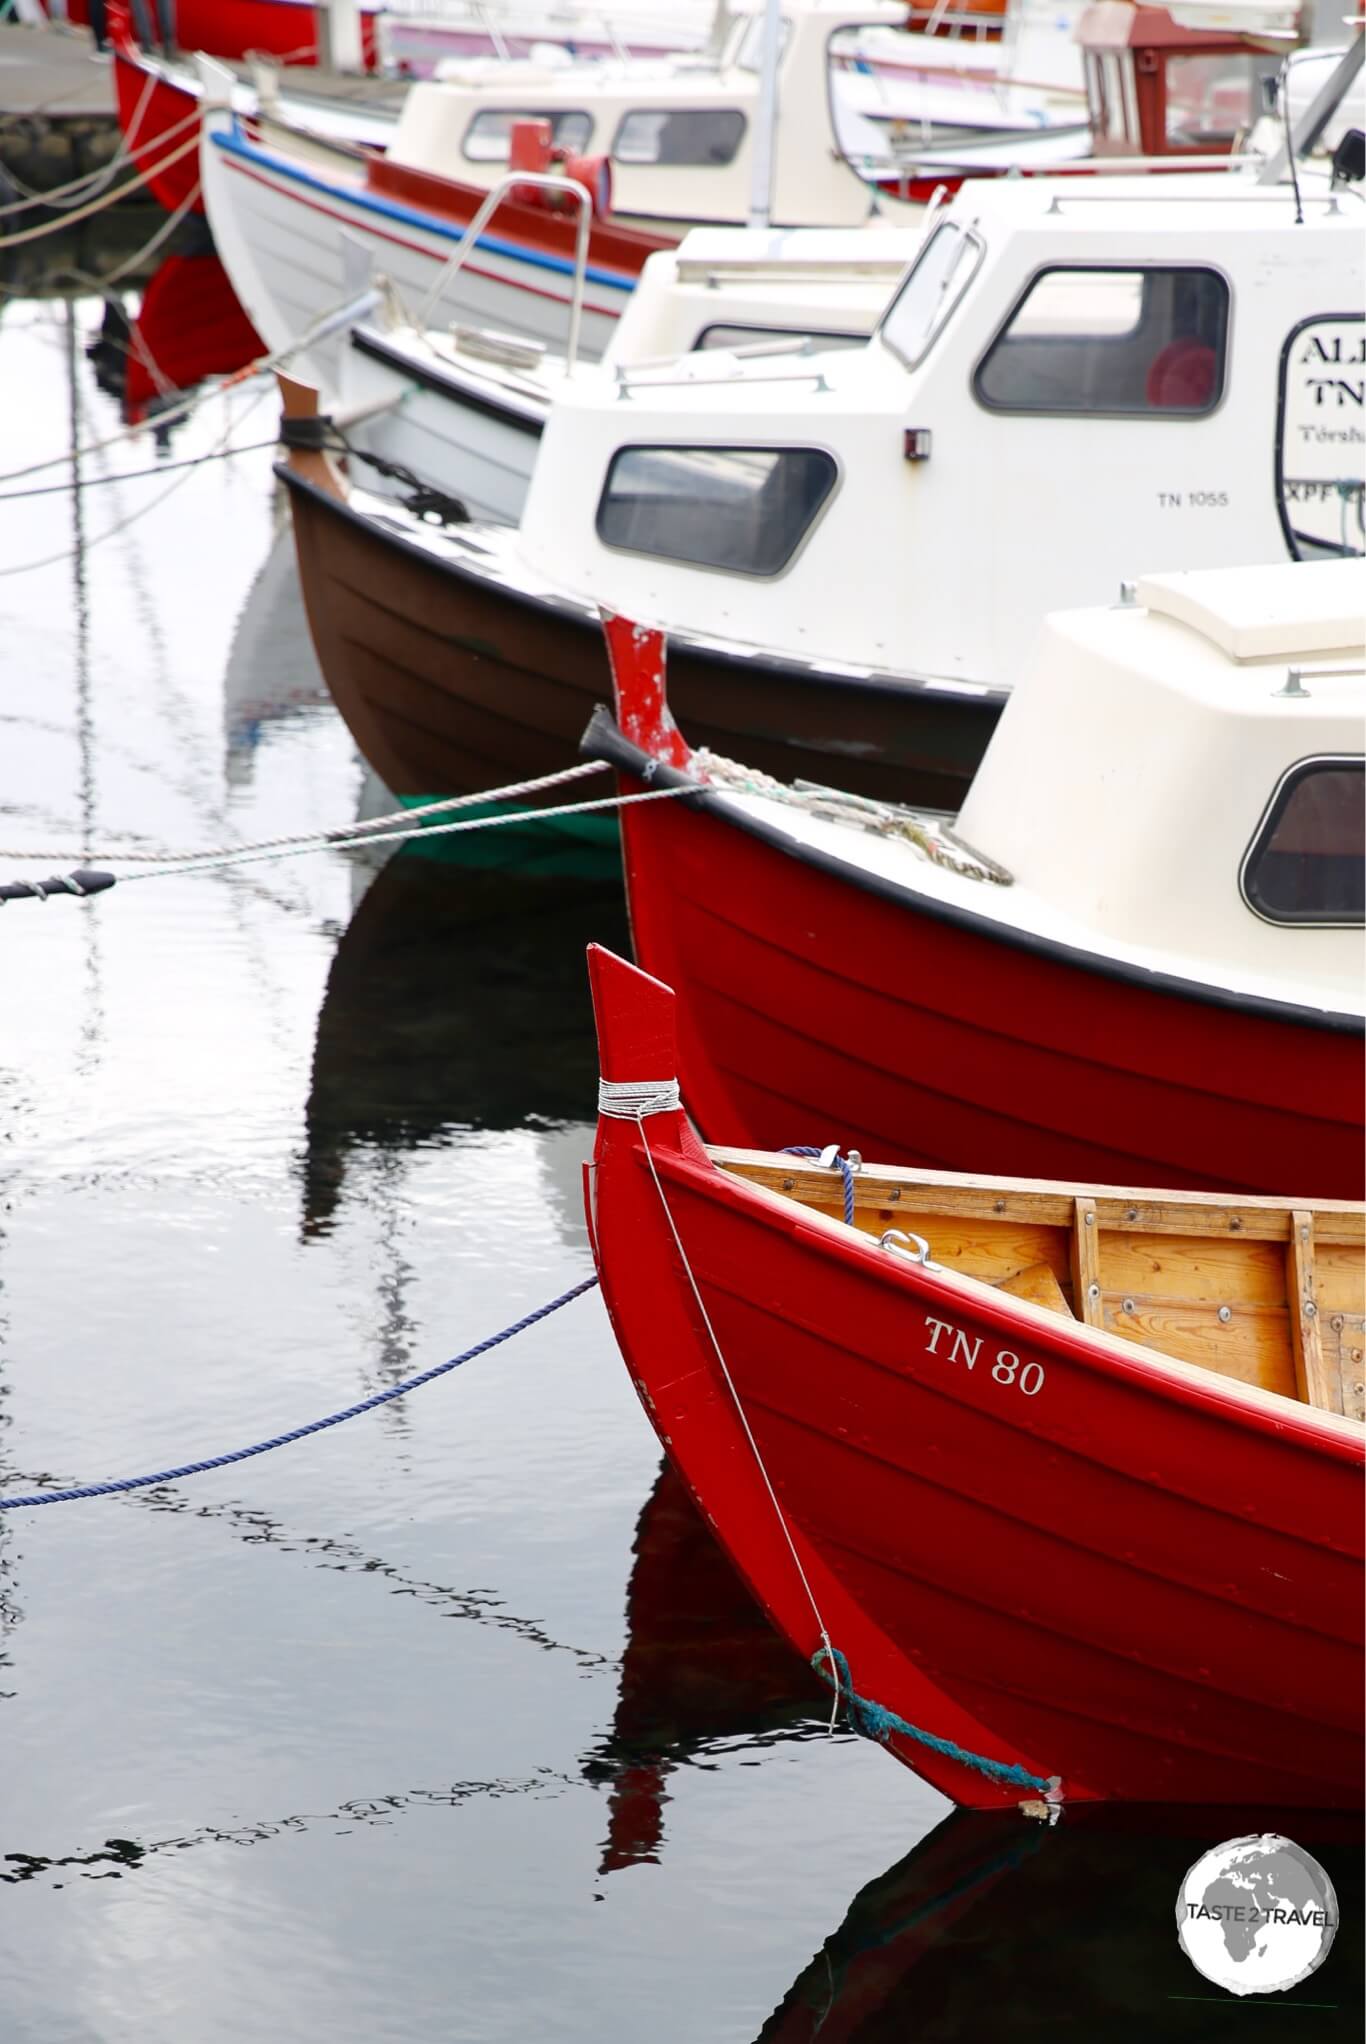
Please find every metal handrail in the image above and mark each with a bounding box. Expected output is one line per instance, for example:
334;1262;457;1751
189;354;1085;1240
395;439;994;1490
416;167;596;373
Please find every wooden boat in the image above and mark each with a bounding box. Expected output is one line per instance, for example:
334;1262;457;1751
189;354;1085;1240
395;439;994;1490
585;941;1366;1811
276;377;991;811
587;562;1366;1198
278;158;1363;820
335;223;915;527
198;0;1154;396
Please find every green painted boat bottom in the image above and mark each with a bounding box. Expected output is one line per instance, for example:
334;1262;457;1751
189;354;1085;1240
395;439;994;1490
391;794;621;878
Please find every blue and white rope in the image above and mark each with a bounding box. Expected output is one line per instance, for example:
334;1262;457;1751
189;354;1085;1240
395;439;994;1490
0;1277;599;1511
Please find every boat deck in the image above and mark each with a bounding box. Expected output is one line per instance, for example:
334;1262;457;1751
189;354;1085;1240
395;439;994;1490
717;1149;1366;1423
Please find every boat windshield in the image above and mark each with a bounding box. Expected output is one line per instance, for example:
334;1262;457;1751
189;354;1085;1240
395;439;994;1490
879;222;984;370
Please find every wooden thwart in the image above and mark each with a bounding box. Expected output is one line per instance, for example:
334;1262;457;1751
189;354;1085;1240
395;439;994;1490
716;1149;1365;1419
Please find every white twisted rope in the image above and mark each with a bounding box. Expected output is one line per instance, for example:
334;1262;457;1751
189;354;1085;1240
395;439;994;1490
597;1078;681;1119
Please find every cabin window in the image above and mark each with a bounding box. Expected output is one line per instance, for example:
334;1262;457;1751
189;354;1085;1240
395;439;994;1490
879;222;985;370
462;109;592;163
596;445;838;576
695;324;865;353
1241;758;1365;926
973;266;1229;416
612;109;747;167
1163;53;1263;150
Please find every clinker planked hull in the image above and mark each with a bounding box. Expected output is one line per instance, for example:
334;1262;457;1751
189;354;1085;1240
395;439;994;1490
587;947;1366;1811
608;748;1365;1201
280;467;1003;810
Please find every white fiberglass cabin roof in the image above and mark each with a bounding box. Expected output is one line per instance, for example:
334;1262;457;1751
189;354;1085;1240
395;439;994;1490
708;563;1365;1018
1136;561;1366;661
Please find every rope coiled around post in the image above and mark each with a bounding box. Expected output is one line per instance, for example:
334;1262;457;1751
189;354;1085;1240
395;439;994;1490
782;1145;857;1228
0;1276;600;1511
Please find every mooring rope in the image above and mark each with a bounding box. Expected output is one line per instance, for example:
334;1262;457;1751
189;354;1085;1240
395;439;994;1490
0;762;610;863
0;283;383;490
812;1648;1057;1795
782;1145;857;1228
0;434;278;502
0;1276;600;1511
619;1092;1062;1801
0;76;193;216
0;380;276;581
0;131;201;249
0;780;698;903
628;1102;841;1723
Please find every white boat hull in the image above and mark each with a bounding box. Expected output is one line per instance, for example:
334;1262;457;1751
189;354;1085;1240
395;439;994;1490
200;112;633;398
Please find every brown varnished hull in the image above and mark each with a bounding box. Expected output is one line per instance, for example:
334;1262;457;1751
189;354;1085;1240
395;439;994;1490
279;464;1003;811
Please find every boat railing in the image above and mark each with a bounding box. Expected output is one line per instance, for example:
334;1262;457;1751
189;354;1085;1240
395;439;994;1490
416;168;596;373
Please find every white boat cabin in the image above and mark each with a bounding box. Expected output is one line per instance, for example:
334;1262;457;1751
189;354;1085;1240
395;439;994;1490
383;0;1089;234
698;559;1364;1015
952;560;1365;1006
340;224;919;523
513;167;1365;694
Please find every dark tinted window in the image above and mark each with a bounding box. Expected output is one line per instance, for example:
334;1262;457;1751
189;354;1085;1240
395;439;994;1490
612;109;746;166
1242;758;1364;924
597;445;837;576
974;266;1229;416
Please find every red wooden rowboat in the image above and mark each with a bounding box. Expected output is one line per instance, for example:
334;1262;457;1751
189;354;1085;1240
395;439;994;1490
585;942;1366;1811
585;592;1365;1201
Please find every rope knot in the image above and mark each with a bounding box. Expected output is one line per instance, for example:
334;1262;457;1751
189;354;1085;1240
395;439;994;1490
781;1145;858;1228
598;1077;682;1120
811;1644;1058;1798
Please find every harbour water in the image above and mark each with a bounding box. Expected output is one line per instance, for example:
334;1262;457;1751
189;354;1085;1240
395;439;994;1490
0;269;1360;2039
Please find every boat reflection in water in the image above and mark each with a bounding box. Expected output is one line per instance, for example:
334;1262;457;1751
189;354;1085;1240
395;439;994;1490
758;1807;1364;2041
121;248;262;427
223;508;331;785
302;829;627;1238
85;245;263;433
588;1457;825;1874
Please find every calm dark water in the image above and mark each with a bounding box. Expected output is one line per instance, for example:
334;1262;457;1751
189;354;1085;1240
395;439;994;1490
0;271;1359;2042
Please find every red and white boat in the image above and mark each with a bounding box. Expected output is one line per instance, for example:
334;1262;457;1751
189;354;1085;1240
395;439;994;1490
585;940;1366;1810
584;563;1365;1199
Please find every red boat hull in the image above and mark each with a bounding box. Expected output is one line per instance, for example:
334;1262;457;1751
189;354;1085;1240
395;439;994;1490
111;34;205;216
592;714;1364;1202
586;947;1366;1812
109;0;383;221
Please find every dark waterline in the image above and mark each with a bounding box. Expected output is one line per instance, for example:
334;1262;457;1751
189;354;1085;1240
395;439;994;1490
0;262;1359;2042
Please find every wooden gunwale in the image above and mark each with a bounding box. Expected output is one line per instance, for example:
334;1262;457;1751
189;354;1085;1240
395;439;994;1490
713;1147;1366;1424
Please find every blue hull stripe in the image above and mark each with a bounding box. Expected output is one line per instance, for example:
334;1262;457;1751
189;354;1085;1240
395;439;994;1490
211;127;638;294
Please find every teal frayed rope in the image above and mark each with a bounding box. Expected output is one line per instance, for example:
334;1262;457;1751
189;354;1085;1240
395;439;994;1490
813;1645;1057;1796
